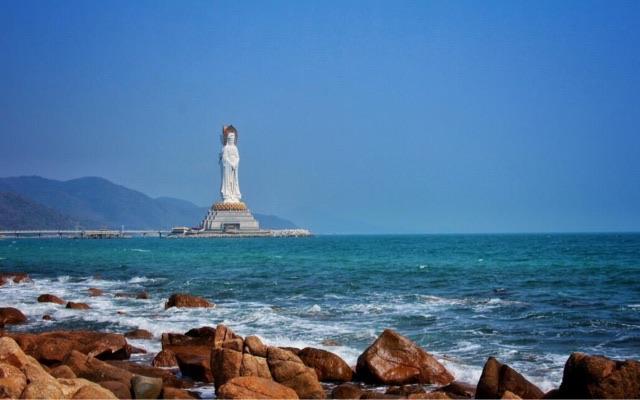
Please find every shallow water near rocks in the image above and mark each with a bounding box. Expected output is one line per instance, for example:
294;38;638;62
1;233;639;393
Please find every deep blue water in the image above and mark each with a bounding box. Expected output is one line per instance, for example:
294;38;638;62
1;234;639;390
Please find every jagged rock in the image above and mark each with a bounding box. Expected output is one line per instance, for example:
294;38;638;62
125;328;153;340
298;347;353;382
555;352;640;399
212;347;243;390
332;383;364;399
280;347;301;355
132;375;163;399
176;352;213;383
64;351;133;396
162;332;214;382
153;349;178;368
267;346;325;399
244;336;268;357
50;364;77;379
37;294;65;305
3;330;131;363
240;353;272;379
0;362;27;398
217;376;298;399
66;302;91;310
214;324;242;348
356;329;453;385
475;357;543;399
0;307;27;326
88;288;104;297
20;381;64;399
165;294;213;309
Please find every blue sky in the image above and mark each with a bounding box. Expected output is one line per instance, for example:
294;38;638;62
1;0;639;233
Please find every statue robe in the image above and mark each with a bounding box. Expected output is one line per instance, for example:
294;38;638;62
220;144;241;203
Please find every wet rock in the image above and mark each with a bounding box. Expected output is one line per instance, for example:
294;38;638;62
407;392;452;399
433;381;476;399
37;294;65;305
162;386;201;399
299;347;353;382
3;330;131;363
386;384;427;396
153;349;178;368
132;375;163;399
88;287;104;297
555;352;640;399
356;329;453;386
98;380;131;399
214;324;242;348
66;301;91;310
165;293;213;309
125;328;153;340
20;381;64;399
240;353;272;379
0;307;27;326
244;336;268;357
267;346;325;399
64;350;133;395
475;357;543;399
211;347;243;390
42;314;54;321
217;376;299;399
361;391;404;399
129;344;147;354
176;351;213;383
136;291;150;299
106;360;184;389
331;383;364;399
185;326;216;338
0;273;31;284
50;364;77;379
0;362;27;398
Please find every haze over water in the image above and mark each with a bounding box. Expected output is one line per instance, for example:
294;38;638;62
1;233;639;392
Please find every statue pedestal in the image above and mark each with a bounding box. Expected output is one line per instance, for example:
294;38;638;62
201;204;260;232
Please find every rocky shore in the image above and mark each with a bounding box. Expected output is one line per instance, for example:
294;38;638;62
1;273;639;399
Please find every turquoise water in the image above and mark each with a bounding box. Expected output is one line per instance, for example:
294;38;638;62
1;234;639;390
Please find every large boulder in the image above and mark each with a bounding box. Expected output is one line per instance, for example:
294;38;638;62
0;307;27;326
555;352;640;398
162;386;201;399
298;347;353;382
176;352;213;383
212;347;243;390
244;336;268;357
125;328;153;340
3;330;131;364
66;302;91;310
106;360;184;389
132;375;163;399
356;329;453;385
267;346;325;399
37;294;65;305
214;324;242;348
20;381;64;399
0;362;27;398
64;351;133;398
240;353;272;380
165;294;214;309
153;349;178;368
58;377;118;399
162;332;214;383
0;273;31;285
49;364;77;379
217;376;298;399
475;357;543;399
332;383;364;399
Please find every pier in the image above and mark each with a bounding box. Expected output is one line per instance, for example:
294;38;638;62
0;230;169;239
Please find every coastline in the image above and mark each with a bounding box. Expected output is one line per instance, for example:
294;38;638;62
1;272;638;399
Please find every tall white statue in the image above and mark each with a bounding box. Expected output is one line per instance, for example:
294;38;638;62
220;125;242;203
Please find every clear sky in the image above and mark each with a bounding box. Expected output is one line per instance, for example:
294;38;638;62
1;0;639;233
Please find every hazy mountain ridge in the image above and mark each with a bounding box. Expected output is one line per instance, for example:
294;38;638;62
0;176;297;230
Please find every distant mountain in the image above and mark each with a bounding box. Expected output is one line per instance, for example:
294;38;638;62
0;176;298;230
0;192;98;230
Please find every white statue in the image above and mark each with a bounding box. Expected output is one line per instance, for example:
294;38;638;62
220;125;242;203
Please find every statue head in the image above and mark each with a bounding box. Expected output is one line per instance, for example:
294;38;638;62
222;125;238;145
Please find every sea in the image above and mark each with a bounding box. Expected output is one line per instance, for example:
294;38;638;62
1;233;639;393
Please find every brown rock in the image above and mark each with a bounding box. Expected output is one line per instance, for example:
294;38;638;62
3;330;131;364
132;375;163;399
37;294;65;305
475;357;543;399
58;377;118;399
214;324;242;348
244;336;268;357
125;328;153;340
50;364;77;379
299;347;353;382
98;380;131;399
162;386;201;399
356;329;453;386
153;349;179;368
20;381;64;399
42;314;54;321
361;391;404;399
555;352;640;399
165;293;213;309
240;353;272;379
66;301;91;310
175;352;213;383
267;346;325;399
211;348;243;390
408;392;452;399
64;350;133;395
88;287;104;296
0;273;31;284
0;362;27;398
0;307;27;326
332;383;364;399
217;376;298;399
433;381;476;399
136;291;150;299
106;360;184;389
280;347;301;355
185;327;216;339
0;337;30;369
74;382;120;399
386;384;427;396
501;390;522;399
